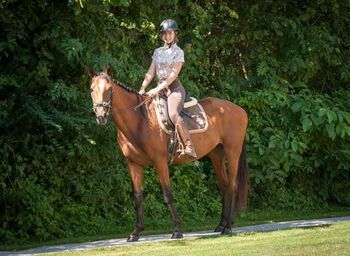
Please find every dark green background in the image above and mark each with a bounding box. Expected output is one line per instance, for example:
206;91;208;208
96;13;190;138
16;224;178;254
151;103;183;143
1;0;349;243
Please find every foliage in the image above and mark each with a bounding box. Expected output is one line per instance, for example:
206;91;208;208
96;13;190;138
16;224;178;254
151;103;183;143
0;0;349;244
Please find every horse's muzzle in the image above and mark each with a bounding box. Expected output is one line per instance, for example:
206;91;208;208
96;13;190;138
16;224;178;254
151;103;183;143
96;115;107;125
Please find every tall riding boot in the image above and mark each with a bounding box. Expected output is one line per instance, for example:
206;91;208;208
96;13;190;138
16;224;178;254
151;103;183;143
176;119;197;159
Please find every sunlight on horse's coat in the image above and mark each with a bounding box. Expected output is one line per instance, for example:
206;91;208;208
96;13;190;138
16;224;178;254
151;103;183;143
98;79;106;95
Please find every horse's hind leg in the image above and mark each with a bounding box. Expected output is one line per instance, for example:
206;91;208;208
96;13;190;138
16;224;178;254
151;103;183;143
208;144;229;232
221;143;242;234
154;159;183;239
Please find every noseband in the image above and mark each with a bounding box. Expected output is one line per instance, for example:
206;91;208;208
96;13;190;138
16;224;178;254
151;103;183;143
92;89;114;116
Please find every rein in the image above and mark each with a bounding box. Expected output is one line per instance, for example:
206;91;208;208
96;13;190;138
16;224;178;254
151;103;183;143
109;96;152;115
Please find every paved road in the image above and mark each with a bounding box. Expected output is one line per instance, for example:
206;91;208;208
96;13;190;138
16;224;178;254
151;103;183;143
2;216;350;256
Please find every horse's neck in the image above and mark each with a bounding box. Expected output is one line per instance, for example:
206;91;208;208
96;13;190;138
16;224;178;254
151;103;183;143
110;82;145;140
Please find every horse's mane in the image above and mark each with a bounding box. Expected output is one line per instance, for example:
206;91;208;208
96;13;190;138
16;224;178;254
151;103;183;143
95;72;139;95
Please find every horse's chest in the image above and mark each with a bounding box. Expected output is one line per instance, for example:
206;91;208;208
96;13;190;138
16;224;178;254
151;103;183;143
117;132;151;165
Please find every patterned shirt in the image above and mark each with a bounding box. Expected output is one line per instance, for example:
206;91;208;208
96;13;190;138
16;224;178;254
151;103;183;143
152;43;185;82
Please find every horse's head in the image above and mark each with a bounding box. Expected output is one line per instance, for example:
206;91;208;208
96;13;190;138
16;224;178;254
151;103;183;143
88;65;114;125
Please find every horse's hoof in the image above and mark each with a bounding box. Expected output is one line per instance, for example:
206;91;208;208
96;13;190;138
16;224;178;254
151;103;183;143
171;232;183;239
214;225;225;232
127;234;139;242
221;227;232;235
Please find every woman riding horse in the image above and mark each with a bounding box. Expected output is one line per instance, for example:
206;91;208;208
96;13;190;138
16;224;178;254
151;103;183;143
138;19;197;159
88;19;249;243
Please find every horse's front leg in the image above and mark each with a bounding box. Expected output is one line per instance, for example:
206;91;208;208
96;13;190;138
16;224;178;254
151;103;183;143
154;159;183;239
126;159;144;242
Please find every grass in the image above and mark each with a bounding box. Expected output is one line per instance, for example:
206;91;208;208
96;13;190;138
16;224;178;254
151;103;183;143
44;221;350;256
1;206;349;252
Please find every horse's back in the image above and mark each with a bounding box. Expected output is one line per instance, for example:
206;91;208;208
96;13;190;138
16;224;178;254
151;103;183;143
199;97;247;122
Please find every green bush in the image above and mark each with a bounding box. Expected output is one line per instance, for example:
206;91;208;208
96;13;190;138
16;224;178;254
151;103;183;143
0;0;349;244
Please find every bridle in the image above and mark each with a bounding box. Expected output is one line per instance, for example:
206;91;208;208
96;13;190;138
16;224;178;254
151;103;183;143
91;74;152;116
92;89;113;115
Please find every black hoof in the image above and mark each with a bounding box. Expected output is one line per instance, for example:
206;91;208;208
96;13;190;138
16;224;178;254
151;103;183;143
214;225;225;232
221;227;232;235
127;234;139;242
171;232;183;239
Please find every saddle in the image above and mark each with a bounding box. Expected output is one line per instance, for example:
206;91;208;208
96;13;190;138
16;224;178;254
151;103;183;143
153;93;208;164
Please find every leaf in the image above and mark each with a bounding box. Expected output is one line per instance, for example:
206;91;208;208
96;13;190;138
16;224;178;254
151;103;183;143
326;125;336;140
283;162;290;172
293;81;307;88
263;127;274;132
326;111;335;123
252;170;264;184
257;62;269;76
259;147;265;155
319;108;327;117
268;141;276;149
276;176;284;183
336;124;342;136
311;114;323;125
302;117;312;131
292;102;303;112
343;126;350;137
284;141;290;149
291;141;298;152
343;112;350;124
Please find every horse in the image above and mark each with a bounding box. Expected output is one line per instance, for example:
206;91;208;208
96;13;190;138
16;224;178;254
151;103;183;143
88;65;249;242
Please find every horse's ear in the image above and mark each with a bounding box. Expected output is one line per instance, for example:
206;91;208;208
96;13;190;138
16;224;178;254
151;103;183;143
88;67;96;78
105;64;112;76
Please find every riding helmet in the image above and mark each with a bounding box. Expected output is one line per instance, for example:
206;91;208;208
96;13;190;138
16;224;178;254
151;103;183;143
160;19;178;32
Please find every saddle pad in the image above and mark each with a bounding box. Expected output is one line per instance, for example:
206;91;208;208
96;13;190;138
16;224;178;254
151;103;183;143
153;95;208;135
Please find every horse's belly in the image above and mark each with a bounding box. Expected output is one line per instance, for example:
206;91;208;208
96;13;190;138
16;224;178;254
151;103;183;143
172;123;221;164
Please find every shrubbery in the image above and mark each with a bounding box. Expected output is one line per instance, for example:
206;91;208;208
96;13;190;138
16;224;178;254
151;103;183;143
0;0;349;243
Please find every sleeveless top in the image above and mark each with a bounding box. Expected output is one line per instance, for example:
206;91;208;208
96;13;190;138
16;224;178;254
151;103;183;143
152;43;185;82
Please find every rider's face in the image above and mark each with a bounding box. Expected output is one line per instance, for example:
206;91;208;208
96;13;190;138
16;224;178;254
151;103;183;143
162;30;175;44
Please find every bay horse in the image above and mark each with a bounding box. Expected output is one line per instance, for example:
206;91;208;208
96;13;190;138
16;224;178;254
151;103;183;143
88;65;249;242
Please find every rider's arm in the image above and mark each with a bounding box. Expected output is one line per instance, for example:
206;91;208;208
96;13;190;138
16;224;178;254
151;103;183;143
139;60;156;94
147;62;183;97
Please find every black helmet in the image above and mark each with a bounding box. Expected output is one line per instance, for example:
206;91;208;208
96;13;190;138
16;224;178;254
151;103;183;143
160;19;178;32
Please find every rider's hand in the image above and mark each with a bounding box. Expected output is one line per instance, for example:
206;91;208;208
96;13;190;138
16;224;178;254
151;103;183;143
146;88;159;98
139;88;146;95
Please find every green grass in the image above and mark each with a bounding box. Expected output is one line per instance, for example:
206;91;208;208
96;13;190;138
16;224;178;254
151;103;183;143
1;206;350;251
45;221;350;256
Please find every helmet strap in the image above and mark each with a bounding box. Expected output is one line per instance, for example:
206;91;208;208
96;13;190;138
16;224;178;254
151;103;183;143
164;40;175;48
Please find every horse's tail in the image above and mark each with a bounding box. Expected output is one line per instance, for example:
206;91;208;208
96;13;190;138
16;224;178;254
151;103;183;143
234;140;249;212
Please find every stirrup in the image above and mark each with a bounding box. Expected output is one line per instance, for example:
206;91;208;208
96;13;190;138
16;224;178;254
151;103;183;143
176;149;186;158
184;146;197;159
176;141;186;158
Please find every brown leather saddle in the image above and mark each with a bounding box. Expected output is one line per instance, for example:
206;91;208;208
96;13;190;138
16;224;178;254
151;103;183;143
153;93;208;164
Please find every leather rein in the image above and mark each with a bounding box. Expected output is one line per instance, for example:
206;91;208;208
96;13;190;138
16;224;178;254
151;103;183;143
109;95;152;115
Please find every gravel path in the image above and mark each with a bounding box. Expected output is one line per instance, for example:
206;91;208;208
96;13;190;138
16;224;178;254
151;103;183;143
2;216;350;256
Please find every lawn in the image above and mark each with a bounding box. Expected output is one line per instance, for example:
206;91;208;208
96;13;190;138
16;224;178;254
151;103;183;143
45;221;350;256
1;207;350;251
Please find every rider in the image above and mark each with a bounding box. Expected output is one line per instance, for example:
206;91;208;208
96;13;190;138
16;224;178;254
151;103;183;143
139;19;197;159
